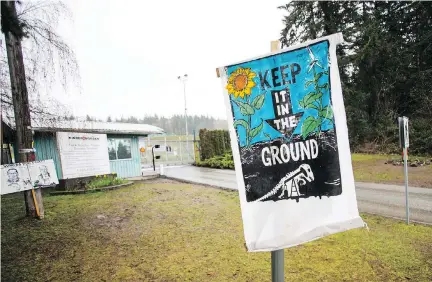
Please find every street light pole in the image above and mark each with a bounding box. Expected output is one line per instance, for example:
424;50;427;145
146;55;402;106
178;74;189;161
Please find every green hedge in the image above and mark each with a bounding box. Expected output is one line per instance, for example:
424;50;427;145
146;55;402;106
195;152;234;169
198;129;231;161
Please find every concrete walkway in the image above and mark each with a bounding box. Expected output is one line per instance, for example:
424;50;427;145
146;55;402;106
160;165;432;224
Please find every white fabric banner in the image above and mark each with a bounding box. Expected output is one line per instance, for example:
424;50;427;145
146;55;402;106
218;33;364;252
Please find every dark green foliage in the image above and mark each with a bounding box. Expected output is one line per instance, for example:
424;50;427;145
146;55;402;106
279;1;432;154
197;129;233;168
108;147;116;160
195;152;234;169
116;140;131;159
199;129;231;161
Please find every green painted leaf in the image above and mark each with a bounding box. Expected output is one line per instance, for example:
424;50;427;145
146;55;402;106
301;92;323;107
249;122;263;139
233;119;249;131
302;116;319;139
233;100;255;115
314;72;324;81
251;94;265;110
305;103;320;110
323;70;329;75
318;83;329;90
264;133;271;139
320;105;333;120
305;80;315;88
299;100;305;108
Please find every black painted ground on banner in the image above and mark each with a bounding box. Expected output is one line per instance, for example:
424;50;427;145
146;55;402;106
240;131;342;202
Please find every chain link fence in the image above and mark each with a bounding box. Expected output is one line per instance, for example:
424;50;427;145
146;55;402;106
140;135;199;169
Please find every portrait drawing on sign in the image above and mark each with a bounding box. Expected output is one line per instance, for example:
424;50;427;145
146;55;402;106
7;168;22;191
34;165;53;187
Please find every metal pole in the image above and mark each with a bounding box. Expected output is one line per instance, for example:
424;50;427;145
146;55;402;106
182;79;189;161
269;42;284;282
403;147;410;224
271;249;284;282
193;129;196;162
179;136;183;163
152;146;155;171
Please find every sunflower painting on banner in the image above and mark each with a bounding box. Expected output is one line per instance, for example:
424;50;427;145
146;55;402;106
219;33;364;252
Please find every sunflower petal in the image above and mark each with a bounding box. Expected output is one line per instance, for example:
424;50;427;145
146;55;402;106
226;67;257;99
247;80;255;88
226;85;232;93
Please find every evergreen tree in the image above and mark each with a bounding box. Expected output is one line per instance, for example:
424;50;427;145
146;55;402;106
279;1;432;154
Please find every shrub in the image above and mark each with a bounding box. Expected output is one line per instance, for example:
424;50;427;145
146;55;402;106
194;151;234;169
199;129;231;161
86;177;127;189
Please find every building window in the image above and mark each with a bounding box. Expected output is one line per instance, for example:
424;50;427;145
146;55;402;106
108;138;132;160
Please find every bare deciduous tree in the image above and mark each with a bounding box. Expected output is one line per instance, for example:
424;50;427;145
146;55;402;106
1;0;80;125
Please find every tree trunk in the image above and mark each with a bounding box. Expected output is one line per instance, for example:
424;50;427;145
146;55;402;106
3;1;44;218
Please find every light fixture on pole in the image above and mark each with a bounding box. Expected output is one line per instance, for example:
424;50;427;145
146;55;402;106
178;74;189;160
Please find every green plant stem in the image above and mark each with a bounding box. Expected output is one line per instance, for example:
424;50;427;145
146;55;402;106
312;67;323;135
246;97;251;147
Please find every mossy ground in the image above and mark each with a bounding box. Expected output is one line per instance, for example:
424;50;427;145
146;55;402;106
352;153;432;187
2;179;431;281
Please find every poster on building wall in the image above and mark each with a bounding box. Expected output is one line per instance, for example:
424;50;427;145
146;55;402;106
57;132;111;178
1;160;58;195
218;33;364;252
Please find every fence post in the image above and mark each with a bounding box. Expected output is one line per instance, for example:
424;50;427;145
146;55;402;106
179;136;183;163
165;136;168;162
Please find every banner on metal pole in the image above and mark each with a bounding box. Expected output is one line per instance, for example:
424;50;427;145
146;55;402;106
218;33;364;252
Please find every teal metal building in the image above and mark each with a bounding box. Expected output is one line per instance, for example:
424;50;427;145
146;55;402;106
30;121;164;179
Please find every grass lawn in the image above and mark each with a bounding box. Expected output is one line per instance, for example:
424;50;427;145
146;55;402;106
2;179;431;281
352;153;432;187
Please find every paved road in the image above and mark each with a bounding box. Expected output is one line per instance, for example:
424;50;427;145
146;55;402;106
161;165;432;224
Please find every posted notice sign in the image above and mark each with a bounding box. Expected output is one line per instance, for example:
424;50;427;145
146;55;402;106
57;132;111;178
218;33;364;252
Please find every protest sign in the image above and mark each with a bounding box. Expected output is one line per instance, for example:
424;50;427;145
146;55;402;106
218;33;364;252
1;160;58;195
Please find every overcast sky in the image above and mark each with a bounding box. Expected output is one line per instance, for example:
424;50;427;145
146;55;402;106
54;0;287;120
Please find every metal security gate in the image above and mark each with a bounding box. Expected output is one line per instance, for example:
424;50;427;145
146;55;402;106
140;135;198;169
